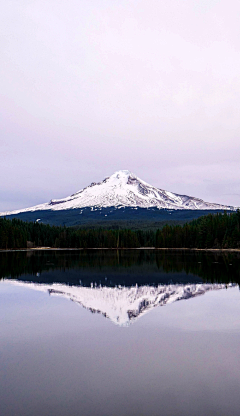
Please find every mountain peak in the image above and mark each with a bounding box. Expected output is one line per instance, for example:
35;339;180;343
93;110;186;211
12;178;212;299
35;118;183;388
0;170;235;216
105;170;138;186
111;169;133;177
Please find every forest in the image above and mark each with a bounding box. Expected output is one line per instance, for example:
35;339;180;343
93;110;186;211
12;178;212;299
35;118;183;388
0;210;240;250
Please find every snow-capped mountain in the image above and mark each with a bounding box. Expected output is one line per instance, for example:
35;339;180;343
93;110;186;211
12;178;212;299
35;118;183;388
2;280;233;326
0;170;235;216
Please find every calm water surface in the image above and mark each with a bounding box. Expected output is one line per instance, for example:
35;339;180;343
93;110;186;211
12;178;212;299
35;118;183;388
1;250;240;416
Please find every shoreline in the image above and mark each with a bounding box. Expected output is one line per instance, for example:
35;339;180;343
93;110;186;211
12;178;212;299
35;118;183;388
1;247;240;253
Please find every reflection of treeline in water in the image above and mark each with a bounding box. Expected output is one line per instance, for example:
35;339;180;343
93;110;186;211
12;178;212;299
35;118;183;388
1;250;240;285
1;211;240;249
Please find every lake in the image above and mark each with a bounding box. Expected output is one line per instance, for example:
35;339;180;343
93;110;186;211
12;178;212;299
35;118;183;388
1;249;240;416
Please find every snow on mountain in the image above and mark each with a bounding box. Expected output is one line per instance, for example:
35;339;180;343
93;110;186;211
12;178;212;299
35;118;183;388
3;280;233;326
0;170;235;216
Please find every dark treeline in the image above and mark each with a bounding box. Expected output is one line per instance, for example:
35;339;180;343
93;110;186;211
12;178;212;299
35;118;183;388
0;210;240;249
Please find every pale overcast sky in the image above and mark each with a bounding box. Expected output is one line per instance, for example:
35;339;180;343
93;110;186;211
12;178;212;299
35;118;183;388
1;0;240;210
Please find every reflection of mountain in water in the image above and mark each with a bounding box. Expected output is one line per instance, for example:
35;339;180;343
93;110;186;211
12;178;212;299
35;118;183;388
1;249;239;325
4;280;233;326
